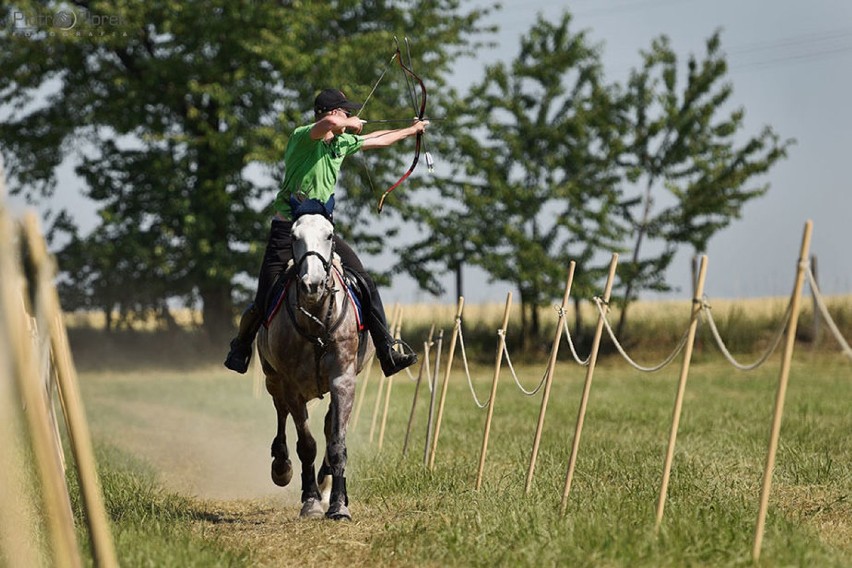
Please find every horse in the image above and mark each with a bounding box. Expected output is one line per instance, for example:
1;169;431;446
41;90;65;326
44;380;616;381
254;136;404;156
256;213;373;520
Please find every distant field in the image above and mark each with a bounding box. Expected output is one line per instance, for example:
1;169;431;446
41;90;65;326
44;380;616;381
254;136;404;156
398;294;852;336
64;294;852;371
64;294;852;332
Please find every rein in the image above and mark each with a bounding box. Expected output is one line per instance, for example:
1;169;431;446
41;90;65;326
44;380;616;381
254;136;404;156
286;243;350;350
284;240;353;397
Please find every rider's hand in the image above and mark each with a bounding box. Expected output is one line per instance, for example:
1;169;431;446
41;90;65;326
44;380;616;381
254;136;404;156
346;116;364;134
411;119;429;134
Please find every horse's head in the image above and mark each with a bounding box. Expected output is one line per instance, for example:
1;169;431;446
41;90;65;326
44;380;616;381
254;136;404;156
291;214;335;305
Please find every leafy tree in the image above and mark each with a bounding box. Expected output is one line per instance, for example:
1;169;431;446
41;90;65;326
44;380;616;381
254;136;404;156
401;14;627;341
0;0;492;336
613;32;793;336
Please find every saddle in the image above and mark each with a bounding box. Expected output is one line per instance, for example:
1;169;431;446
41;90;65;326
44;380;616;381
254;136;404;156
263;258;371;368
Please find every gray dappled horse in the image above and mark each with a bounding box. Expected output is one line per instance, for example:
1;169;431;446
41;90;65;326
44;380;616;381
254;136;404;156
257;213;373;520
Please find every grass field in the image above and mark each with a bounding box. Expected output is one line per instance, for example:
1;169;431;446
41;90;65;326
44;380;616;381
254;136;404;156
69;343;851;566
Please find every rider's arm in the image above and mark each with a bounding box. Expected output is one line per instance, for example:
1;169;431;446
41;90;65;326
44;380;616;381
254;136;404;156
360;120;429;150
310;113;365;140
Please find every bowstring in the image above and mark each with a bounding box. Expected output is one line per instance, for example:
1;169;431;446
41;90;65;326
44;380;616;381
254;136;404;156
357;39;432;209
402;37;420;120
356;51;399;197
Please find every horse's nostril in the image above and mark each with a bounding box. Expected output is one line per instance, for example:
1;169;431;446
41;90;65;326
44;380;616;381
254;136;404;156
300;275;322;296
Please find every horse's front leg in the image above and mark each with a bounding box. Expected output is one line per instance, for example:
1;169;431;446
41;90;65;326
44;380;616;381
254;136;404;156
266;378;292;487
325;368;357;521
290;402;323;518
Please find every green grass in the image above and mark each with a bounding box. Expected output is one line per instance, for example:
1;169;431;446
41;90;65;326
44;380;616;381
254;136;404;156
348;355;850;567
68;351;850;566
66;445;251;567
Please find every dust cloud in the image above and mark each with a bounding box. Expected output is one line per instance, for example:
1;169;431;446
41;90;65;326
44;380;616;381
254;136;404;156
83;368;323;505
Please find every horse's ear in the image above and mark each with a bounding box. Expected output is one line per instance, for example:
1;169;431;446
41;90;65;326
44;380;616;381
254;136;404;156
289;195;335;222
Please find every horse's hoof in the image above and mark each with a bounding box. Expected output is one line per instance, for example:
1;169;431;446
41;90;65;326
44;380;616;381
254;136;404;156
271;458;293;487
325;504;351;521
300;498;324;519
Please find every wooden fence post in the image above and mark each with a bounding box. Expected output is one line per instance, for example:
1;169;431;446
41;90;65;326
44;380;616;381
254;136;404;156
655;255;708;529
428;297;465;470
423;330;444;467
1;209;82;568
525;262;576;494
752;220;813;562
0;247;45;568
23;214;119;568
378;308;405;450
351;354;375;430
403;325;435;457
560;254;618;515
475;292;512;490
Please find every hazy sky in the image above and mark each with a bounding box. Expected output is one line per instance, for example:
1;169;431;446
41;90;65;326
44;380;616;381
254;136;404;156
5;0;851;305
398;0;852;304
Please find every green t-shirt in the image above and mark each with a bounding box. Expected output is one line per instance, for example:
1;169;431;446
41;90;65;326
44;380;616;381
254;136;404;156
273;124;364;219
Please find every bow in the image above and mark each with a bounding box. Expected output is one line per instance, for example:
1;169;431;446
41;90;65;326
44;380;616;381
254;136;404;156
358;37;431;213
377;37;428;213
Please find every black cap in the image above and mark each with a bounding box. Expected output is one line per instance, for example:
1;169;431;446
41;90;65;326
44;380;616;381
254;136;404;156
314;89;362;114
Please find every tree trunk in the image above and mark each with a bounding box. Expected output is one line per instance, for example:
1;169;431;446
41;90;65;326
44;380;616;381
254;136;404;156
573;297;583;341
616;177;656;339
530;301;540;341
200;283;234;342
158;302;180;332
518;290;528;350
810;254;822;348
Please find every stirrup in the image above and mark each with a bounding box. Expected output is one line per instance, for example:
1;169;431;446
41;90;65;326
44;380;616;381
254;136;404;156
378;339;417;377
390;338;416;356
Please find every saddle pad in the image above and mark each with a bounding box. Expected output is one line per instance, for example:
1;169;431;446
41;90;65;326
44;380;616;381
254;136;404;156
263;279;291;328
338;268;365;331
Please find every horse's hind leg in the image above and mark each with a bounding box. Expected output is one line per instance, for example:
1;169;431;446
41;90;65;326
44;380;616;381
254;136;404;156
325;371;356;521
266;379;292;487
290;402;323;518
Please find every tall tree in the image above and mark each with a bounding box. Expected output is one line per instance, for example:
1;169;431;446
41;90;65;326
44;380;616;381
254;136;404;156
0;0;492;336
401;14;627;341
613;32;793;336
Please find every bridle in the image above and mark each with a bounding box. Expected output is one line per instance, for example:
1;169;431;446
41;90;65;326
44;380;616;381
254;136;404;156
286;224;349;351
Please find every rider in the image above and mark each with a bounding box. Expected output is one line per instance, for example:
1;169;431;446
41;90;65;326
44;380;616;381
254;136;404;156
225;88;427;377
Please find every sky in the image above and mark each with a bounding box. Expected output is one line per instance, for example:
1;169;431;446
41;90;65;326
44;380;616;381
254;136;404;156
392;0;852;304
4;0;851;306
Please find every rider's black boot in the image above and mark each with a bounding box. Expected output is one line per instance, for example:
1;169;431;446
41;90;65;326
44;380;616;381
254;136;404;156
366;292;417;377
224;303;263;374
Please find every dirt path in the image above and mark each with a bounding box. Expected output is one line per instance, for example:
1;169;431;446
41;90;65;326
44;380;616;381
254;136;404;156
91;396;286;501
197;497;380;566
82;370;382;566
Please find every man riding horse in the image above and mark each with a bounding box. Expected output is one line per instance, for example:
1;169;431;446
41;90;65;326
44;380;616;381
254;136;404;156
225;88;426;377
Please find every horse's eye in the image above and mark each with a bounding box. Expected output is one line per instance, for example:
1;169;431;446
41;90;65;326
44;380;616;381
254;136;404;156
327;234;333;241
